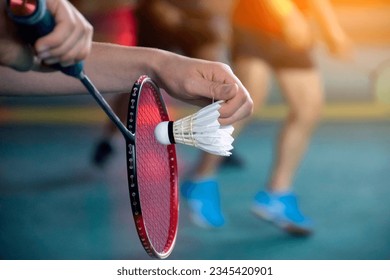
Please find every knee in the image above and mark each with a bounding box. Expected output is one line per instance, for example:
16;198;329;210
290;96;324;129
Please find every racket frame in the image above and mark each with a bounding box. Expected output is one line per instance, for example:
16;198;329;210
126;75;179;259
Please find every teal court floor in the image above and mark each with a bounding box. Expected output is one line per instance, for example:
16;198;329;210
1;45;390;260
1;0;390;262
1;119;389;260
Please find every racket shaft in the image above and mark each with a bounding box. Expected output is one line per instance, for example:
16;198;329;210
80;75;135;142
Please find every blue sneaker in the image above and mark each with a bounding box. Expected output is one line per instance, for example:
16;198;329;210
181;179;225;228
251;191;313;236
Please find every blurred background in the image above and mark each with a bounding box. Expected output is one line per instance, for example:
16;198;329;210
0;0;389;259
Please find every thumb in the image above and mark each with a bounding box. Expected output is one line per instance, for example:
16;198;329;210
211;82;238;101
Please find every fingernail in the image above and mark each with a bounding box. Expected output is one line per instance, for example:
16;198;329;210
220;83;236;93
43;57;60;65
60;61;74;67
38;51;51;59
36;45;48;53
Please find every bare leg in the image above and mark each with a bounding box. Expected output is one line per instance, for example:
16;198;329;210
232;56;270;127
269;68;324;192
249;67;323;236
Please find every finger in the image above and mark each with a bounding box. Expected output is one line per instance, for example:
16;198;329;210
46;12;92;60
210;82;237;101
44;24;86;62
181;80;240;109
217;82;253;125
35;5;92;65
34;0;76;53
37;28;79;64
58;32;90;66
219;98;253;126
182;61;235;97
217;82;250;117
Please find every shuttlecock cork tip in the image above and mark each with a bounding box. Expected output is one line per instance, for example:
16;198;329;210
154;121;175;145
154;101;234;156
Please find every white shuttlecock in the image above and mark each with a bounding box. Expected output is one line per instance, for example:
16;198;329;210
154;100;234;156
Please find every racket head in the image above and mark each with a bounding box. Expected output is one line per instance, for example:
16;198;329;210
126;75;179;259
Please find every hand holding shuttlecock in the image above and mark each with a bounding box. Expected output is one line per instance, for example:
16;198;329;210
154;101;234;156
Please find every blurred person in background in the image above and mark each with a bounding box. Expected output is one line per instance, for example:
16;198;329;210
226;0;352;235
179;0;352;233
135;0;233;62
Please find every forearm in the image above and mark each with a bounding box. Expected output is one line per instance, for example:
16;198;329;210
0;42;168;96
81;43;165;94
0;42;253;125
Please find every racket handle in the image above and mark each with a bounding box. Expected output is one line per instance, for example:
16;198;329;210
6;0;83;78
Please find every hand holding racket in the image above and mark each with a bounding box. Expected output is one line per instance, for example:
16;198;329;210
7;0;178;259
3;0;92;71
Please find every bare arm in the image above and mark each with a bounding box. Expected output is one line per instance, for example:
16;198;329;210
0;42;253;125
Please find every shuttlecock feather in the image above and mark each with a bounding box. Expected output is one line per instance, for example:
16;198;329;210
154;101;234;156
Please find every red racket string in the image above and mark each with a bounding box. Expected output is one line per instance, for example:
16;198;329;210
128;76;178;258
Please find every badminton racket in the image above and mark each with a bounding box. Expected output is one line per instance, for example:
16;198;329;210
7;0;179;259
126;76;179;258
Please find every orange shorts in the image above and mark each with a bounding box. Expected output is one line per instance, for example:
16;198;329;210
232;26;314;69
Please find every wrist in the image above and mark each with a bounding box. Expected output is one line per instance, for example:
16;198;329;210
143;48;167;86
147;48;180;89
